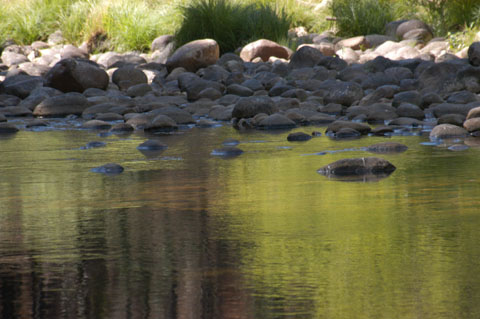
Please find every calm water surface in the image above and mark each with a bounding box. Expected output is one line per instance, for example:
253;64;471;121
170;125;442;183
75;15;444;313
1;124;480;318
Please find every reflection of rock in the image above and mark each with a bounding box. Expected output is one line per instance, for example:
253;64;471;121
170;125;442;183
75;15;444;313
317;157;396;180
366;142;408;154
137;139;168;157
320;172;395;182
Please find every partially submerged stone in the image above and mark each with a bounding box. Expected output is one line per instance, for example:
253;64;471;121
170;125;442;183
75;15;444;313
317;157;396;179
430;124;469;140
211;146;243;158
287;132;312;142
91;163;124;175
366;142;408;154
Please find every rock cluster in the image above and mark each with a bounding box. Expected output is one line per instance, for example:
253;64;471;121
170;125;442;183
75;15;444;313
1;22;480;172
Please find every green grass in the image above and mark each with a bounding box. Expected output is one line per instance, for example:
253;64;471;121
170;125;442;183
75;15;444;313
174;0;292;54
0;0;480;54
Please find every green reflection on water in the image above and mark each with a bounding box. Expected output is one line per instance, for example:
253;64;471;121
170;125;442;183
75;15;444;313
1;127;480;318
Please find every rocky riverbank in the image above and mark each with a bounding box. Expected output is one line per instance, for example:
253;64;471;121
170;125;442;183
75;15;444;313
2;19;480;175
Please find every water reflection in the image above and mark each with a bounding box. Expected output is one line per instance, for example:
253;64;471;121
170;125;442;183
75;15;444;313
1;127;480;318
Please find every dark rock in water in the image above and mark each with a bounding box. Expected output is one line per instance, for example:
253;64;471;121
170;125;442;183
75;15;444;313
366;142;408;154
222;138;240;146
287;132;312;141
196;118;218;128
83;141;107;149
437;114;465;126
257;113;296;130
211;146;243;157
110;123;134;133
334;127;361;139
33;92;88;117
0;114;7;123
82;120;112;130
0;123;19;134
448;144;469;152
91;163;124;175
370;126;394;136
137;139;168;151
317;157;396;180
232;95;277;119
26;119;49;128
326;120;371;135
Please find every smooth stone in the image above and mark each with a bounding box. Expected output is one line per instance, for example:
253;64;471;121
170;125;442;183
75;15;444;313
430;124;469;140
257;113;296;130
287;132;312;142
91;163;124;175
82;120;112;130
333;127;362;139
109;123;134;133
25;119;49;128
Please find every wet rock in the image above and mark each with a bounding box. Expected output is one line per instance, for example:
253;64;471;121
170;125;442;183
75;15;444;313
95;113;124;122
430;124;469;140
0;106;32;117
26;119;49;128
137;139;168;151
144;114;178;132
152;106;194;124
370;126;395;136
287;131;312;141
33;92;88;117
326;120;371;135
319;80;364;106
388;117;423;126
446;90;477;104
91;163;124;175
82;120;112;130
431;102;479;117
317;157;396;176
232;96;277;119
166;39;219;72
109;123;134;133
240;39;290;62
257;113;296;130
366;142;408;154
44;58;109;93
392;90;422;107
334;127;362;139
396;103;425;120
211;146;243;157
0;123;19;134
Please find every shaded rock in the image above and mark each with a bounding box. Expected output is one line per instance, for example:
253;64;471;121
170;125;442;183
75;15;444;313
209;105;233;121
430;124;469;140
392;90;422;107
307;113;336;125
91;163;124;175
97;52;147;69
388;117;423;126
95;113;124;122
240;39;290;62
396;20;432;39
257;113;296;130
61;44;88;60
110;123;134;133
437;113;465;126
366;142;408;154
319;80;363;106
196;118;218;127
1;74;44;99
211;146;243;157
0;106;32;117
396;103;425;120
126;83;152;97
0;123;19;134
446;90;477;104
468;42;480;66
166;39;219;72
82;120;112;130
137;139;168;151
45;58;109;93
333;127;362;139
403;28;433;42
144;114;178;132
33;92;88;117
418;62;462;94
326;120;371;135
232;96;276;119
371;126;395;136
287;132;312;141
0;94;21;107
153;106;194;124
112;67;147;88
317;157;396;176
289;46;323;69
431;102;479;117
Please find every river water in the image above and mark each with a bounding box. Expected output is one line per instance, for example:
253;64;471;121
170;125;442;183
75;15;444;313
1;123;480;318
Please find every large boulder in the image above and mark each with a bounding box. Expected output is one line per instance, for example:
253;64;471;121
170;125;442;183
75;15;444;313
112;66;147;89
166;39;219;72
33;92;89;117
0;73;44;99
44;58;109;93
232;96;277;119
429;124;469;140
289;46;324;69
326;120;371;135
317;157;396;176
418;62;462;94
318;80;364;106
240;39;290;62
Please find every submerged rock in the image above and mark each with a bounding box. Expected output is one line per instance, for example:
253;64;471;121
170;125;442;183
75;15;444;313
137;139;168;151
287;132;312;142
317;157;396;177
91;163;124;175
366;142;408;154
211;146;243;158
